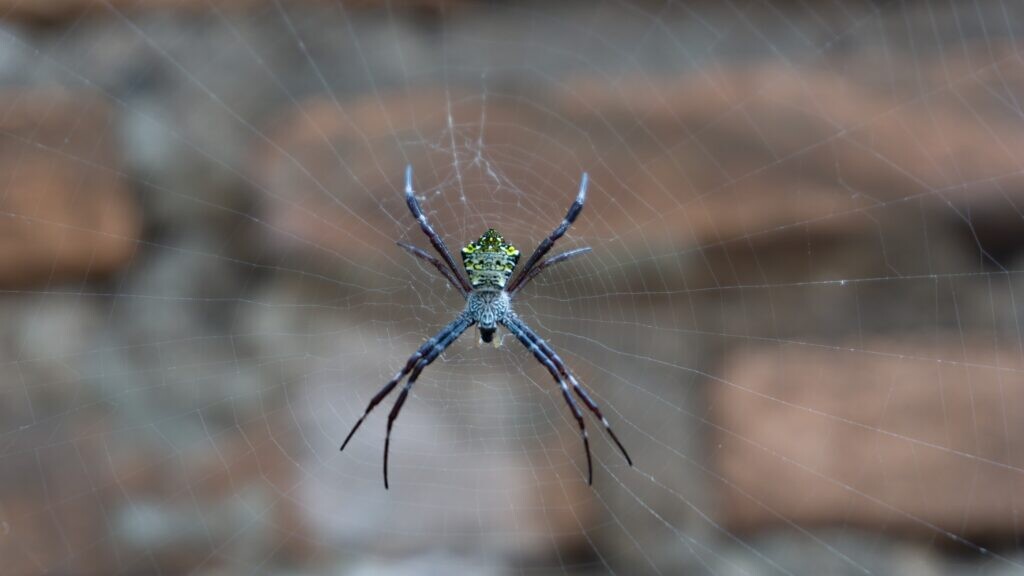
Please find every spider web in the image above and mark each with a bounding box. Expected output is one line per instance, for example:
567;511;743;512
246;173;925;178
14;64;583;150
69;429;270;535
1;0;1023;574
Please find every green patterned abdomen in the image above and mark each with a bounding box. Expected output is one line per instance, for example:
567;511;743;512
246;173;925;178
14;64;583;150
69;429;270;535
461;229;520;289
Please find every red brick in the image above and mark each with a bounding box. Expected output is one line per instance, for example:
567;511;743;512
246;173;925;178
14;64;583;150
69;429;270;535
0;90;139;288
712;339;1024;537
559;57;1024;246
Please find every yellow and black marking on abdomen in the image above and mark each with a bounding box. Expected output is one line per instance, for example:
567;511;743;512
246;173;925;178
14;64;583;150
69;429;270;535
461;229;520;289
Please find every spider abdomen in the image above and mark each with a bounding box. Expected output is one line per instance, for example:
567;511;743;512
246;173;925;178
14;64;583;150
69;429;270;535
461;229;520;289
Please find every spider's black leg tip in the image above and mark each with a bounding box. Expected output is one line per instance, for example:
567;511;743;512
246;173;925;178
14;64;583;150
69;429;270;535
616;447;633;467
617;441;634;467
583;437;593;486
339;420;363;452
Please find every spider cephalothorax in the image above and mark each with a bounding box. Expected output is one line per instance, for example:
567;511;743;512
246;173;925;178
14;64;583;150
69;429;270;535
340;166;633;488
466;289;508;344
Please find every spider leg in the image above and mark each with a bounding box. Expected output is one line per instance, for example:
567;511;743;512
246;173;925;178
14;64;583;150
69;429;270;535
506;172;588;293
339;316;469;454
384;316;473;489
396;241;468;296
502;316;593;485
404;165;473;293
509;247;592;297
505;316;633;467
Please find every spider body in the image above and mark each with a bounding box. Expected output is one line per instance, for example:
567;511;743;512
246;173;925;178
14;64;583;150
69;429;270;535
341;166;632;488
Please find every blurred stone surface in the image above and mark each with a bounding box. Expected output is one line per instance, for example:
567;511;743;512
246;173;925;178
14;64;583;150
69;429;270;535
712;339;1024;538
0;291;310;575
109;413;313;573
0;295;115;575
560;54;1024;250
0;2;1022;575
1;0;468;24
0;410;117;576
0;90;139;288
712;528;949;576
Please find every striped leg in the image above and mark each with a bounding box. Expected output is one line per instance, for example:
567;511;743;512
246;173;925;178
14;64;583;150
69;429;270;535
383;316;472;489
505;316;633;467
509;247;592;296
502;316;593;485
404;166;472;293
396;241;468;296
340;316;470;455
507;173;588;293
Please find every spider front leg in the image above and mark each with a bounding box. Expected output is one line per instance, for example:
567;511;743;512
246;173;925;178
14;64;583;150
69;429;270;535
509;246;592;297
506;172;588;293
502;315;594;484
339;316;471;486
404;166;472;293
504;315;633;468
396;241;468;296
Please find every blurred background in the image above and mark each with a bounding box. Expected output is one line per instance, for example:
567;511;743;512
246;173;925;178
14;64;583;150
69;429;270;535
1;0;1023;574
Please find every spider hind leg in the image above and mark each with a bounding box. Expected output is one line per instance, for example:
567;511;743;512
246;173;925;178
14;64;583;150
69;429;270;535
339;316;472;489
502;316;594;484
505;315;634;470
382;316;473;489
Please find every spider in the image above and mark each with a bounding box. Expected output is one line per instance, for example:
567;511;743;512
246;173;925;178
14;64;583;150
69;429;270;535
340;165;633;488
